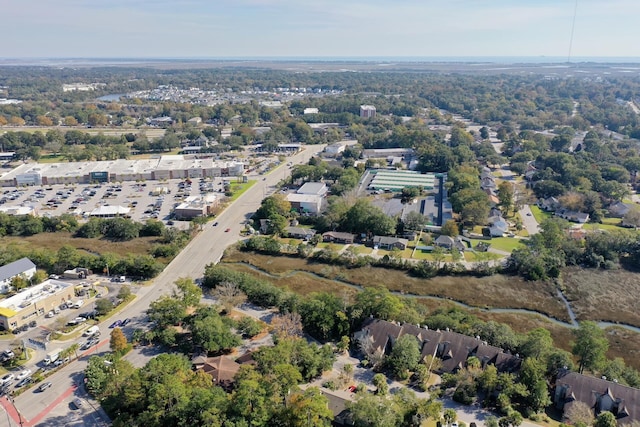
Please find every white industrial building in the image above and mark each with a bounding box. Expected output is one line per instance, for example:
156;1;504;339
286;193;323;214
89;205;131;218
0;279;74;330
0;205;38;216
0;155;245;187
324;142;347;157
173;194;219;219
0;258;37;294
297;182;328;197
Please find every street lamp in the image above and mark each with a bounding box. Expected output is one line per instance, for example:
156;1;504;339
7;395;24;427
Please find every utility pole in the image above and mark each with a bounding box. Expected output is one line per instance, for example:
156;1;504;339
7;396;25;427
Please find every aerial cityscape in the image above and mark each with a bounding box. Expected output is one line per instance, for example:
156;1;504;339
1;1;640;427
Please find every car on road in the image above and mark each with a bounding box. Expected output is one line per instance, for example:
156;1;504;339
16;369;31;380
109;320;123;328
526;212;532;216
73;397;84;409
37;381;53;392
0;373;15;386
213;222;219;226
225;228;231;232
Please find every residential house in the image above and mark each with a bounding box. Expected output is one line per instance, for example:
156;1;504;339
0;258;36;294
538;197;560;212
197;356;241;390
355;319;521;375
554;369;640;426
285;226;316;240
608;202;633;218
556;209;590;224
372;236;409;250
324;142;347;157
322;232;356;244
434;235;466;251
487;215;509;237
480;176;496;191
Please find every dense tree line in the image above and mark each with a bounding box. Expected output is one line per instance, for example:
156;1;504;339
506;217;640;280
0;217;190;280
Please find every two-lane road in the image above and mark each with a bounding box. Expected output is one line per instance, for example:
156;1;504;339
8;145;323;425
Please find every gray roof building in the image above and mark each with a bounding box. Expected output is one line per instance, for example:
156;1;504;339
0;258;36;283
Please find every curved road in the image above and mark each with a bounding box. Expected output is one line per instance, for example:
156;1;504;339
3;145;323;426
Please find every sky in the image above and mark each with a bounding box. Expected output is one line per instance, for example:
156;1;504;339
2;0;640;59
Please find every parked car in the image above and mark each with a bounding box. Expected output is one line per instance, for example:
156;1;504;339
15;377;32;388
0;373;15;386
73;397;84;408
109;320;122;329
121;318;131;326
16;369;31;380
37;381;53;392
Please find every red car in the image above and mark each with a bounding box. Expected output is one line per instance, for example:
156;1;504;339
225;228;231;232
348;385;357;393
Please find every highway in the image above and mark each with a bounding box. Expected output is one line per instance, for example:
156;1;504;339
3;145;323;426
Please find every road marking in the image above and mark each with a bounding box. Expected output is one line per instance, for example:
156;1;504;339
1;382;76;427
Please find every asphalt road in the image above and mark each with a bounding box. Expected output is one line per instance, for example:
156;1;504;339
7;145;323;426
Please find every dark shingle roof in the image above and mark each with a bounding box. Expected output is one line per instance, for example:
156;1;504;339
0;258;36;282
556;370;640;425
357;319;521;375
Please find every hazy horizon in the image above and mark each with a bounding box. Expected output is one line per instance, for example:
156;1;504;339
3;1;639;59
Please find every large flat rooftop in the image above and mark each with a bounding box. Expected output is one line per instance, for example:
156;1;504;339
369;169;436;191
0;279;72;317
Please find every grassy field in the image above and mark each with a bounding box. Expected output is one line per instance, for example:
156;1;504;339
228;180;257;202
222;249;569;321
487;237;526;252
0;232;158;258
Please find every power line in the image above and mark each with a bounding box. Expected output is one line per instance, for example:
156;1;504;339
567;0;579;63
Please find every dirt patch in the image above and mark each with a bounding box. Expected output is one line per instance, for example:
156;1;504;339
562;267;640;328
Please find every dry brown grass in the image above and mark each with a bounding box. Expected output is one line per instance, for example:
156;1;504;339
562;267;640;328
222;249;569;322
1;232;158;257
604;326;640;369
222;263;357;299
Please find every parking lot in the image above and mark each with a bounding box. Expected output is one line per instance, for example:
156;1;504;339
0;176;230;224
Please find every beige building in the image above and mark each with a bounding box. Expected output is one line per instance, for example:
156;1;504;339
173;194;219;219
0;279;75;330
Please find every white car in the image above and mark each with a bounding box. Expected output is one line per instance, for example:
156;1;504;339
16;369;31;380
0;373;15;386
